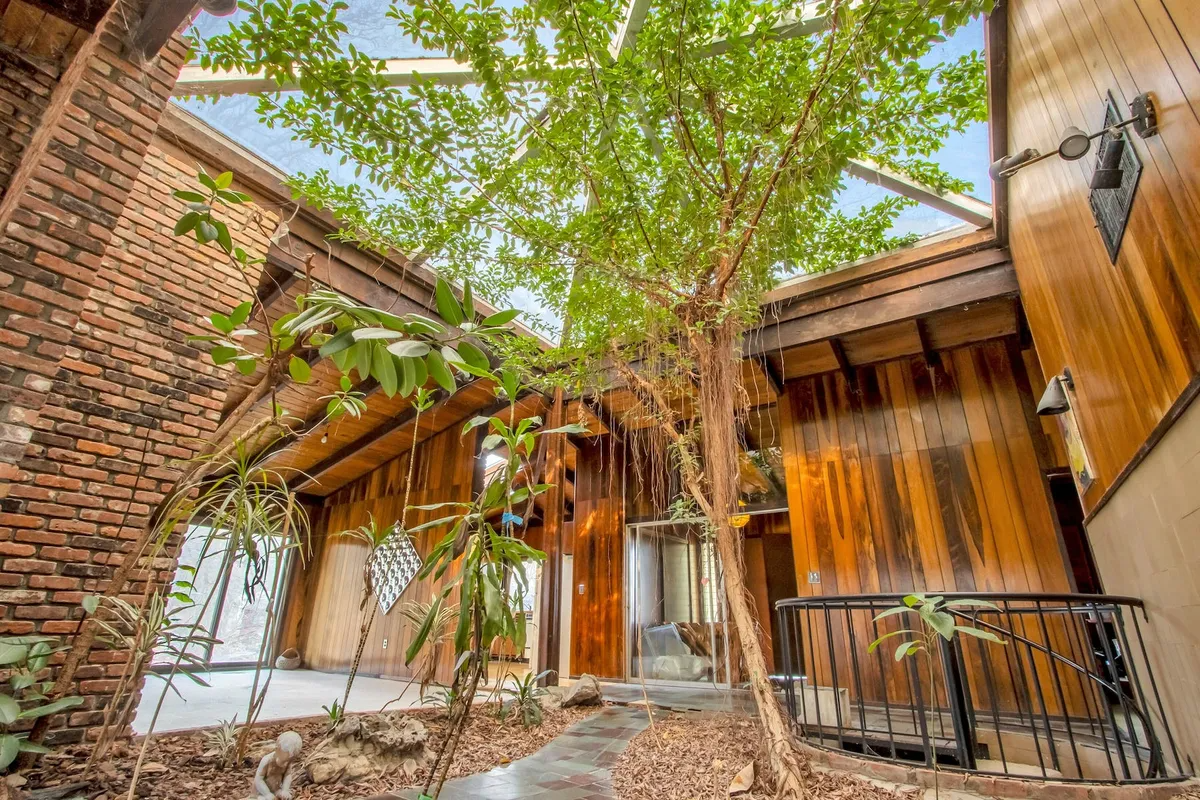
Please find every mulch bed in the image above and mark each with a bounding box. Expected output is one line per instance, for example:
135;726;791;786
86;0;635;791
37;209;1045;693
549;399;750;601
611;711;921;800
21;702;598;800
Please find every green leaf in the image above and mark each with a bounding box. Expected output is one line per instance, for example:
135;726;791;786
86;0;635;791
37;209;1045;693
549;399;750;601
461;280;475;320
0;642;27;668
481;308;520;327
456;340;489;371
0;735;18;771
18;695;84;719
17;739;50;754
405;596;442;666
209;312;234;334
215;171;234;189
873;606;913;622
319;329;356;358
197;170;218;191
229;300;253;327
288;355;312;383
426;350;455;392
927;610;956;639
0;695;19;725
387;340;431;359
954;625;1005;644
867;629;918;654
434;278;464;327
173;211;200;236
372;342;398;396
894;641;921;661
235;357;257;376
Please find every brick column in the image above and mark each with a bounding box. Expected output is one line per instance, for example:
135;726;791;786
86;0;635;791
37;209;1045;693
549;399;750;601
0;1;191;744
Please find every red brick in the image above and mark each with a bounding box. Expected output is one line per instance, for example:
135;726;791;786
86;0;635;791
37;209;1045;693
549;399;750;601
2;559;55;574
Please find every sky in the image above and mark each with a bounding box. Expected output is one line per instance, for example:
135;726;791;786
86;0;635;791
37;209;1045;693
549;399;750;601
179;4;993;335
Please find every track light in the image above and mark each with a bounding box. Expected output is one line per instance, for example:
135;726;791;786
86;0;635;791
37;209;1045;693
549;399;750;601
1036;368;1075;417
1057;126;1092;161
990;93;1158;182
1090;137;1126;190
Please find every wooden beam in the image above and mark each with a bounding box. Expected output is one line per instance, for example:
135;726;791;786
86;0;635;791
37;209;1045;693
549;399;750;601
289;390;431;492
845;158;992;228
914;319;941;368
750;353;784;396
748;261;1020;355
535;388;568;686
829;338;858;391
984;1;1009;244
19;0;109;30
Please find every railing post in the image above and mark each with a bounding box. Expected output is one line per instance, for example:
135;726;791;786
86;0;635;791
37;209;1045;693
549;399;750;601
939;634;977;771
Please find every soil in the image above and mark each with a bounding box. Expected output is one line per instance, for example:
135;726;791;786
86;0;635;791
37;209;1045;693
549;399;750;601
611;711;921;800
21;702;598;800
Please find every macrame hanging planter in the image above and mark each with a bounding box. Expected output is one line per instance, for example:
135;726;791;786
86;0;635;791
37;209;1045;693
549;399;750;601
371;533;422;614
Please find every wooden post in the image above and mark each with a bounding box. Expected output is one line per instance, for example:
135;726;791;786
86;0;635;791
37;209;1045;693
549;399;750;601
535;388;568;685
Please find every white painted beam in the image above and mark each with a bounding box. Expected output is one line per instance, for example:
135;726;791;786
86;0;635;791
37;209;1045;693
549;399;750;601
173;57;477;97
845;158;992;228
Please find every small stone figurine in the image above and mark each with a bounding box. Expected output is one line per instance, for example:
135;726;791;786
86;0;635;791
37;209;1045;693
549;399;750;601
253;731;303;800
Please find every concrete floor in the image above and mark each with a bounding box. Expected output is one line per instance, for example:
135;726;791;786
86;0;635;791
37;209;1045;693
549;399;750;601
133;669;428;734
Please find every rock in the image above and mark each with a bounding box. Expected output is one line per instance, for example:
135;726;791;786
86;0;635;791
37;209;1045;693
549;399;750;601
305;712;431;786
5;774;26;788
561;674;603;707
728;761;755;796
537;686;564;711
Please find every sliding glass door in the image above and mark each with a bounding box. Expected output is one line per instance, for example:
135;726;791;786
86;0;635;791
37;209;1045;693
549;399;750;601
157;525;289;669
626;521;730;686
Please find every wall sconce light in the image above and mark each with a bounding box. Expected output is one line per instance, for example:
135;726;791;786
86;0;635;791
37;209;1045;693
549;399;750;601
1036;368;1075;416
990;93;1158;182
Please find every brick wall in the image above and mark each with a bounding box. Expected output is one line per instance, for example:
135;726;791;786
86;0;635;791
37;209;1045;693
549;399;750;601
0;49;56;197
0;0;274;745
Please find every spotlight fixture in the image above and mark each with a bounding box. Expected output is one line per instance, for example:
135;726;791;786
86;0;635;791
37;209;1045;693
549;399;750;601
990;93;1158;182
1036;368;1075;417
320;433;328;444
1089;137;1126;190
1057;126;1092;161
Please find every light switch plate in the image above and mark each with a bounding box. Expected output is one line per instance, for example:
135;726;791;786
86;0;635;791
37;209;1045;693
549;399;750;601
807;571;820;584
382;638;388;650
578;583;585;595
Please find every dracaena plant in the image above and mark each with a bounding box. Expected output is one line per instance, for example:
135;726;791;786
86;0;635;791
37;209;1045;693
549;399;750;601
402;365;586;798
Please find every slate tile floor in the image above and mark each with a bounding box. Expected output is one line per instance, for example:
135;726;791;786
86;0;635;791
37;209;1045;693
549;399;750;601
382;705;658;800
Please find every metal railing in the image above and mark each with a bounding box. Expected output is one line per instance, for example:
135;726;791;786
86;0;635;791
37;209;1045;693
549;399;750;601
774;593;1190;784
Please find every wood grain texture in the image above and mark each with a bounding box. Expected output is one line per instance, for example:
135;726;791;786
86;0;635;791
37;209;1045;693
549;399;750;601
292;422;477;682
779;339;1079;714
1006;0;1200;512
568;436;625;679
780;339;1070;599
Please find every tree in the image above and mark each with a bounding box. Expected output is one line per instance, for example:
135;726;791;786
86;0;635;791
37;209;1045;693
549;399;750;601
196;0;993;793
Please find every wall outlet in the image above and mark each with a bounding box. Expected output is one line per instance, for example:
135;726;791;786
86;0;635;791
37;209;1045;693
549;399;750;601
578;583;585;595
382;638;388;650
807;571;820;584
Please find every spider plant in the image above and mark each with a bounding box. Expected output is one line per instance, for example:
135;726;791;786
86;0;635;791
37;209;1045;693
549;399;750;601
202;717;244;768
397;600;459;698
499;670;554;728
85;591;219;766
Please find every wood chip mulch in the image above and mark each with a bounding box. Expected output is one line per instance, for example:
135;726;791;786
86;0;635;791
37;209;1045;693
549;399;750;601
611;711;923;800
21;702;598;800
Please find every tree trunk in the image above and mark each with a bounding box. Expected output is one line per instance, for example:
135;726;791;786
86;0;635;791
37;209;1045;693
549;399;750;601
693;322;807;800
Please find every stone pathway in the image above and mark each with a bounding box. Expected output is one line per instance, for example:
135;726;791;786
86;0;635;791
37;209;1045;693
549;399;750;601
387;705;656;800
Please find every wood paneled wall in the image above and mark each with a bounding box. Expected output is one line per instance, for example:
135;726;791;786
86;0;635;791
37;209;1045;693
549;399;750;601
1006;0;1200;511
780;339;1071;597
291;423;477;682
569;436;625;679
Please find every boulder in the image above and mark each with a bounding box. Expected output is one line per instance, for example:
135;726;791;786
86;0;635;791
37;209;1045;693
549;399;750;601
561;674;603;707
304;712;431;785
538;686;564;711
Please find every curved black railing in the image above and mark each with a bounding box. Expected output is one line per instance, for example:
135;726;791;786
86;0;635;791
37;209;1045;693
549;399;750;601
774;593;1190;784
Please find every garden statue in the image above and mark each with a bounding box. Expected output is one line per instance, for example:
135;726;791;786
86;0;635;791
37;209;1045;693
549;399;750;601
253;731;302;800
